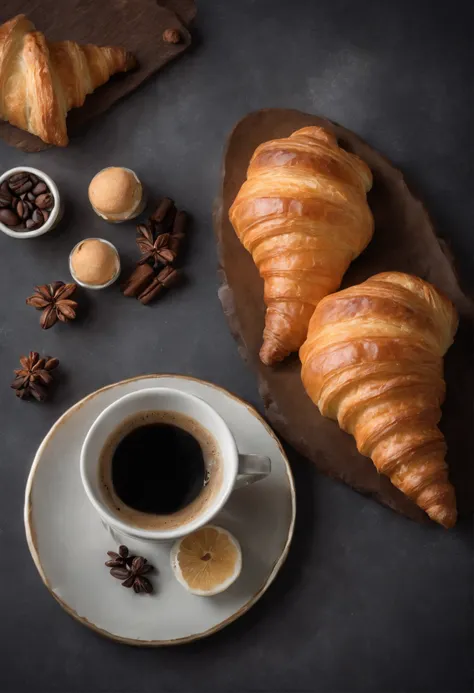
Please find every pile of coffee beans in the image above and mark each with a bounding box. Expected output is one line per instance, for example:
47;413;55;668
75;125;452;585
0;172;55;231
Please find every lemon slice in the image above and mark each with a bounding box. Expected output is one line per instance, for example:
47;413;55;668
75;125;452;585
171;525;242;596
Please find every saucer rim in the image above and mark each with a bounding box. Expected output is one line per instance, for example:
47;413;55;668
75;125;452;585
24;374;296;647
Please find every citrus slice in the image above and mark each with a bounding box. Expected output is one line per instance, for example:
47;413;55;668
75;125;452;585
170;525;242;596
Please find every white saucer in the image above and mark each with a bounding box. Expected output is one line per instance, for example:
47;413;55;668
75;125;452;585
24;376;296;645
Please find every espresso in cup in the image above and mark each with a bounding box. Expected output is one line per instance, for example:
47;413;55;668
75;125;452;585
99;410;223;532
81;387;271;542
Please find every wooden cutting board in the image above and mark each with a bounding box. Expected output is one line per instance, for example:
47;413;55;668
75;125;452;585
0;0;196;152
214;108;474;524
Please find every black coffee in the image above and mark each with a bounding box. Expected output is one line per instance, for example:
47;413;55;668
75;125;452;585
111;423;206;515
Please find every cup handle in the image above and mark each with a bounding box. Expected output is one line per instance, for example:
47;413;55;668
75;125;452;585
235;454;271;489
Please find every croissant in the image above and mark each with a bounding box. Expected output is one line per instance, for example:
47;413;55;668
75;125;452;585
0;14;136;146
300;272;458;527
229;126;374;365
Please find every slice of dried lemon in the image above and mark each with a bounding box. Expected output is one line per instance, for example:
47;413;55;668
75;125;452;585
170;525;242;596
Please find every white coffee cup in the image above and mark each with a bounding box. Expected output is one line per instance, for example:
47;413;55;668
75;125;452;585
80;388;271;541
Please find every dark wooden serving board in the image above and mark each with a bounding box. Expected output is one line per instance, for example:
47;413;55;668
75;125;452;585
214;108;474;524
0;0;196;152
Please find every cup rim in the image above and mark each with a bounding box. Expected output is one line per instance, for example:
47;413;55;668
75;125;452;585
0;166;60;239
80;387;238;540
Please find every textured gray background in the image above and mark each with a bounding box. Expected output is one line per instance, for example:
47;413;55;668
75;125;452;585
1;1;472;692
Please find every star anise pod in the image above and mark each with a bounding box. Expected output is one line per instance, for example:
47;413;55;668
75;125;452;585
26;281;78;330
105;544;135;568
108;553;154;594
136;224;175;268
126;556;154;593
11;352;59;401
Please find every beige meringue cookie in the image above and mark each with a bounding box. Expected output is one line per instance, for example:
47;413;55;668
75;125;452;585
70;238;120;289
88;167;146;222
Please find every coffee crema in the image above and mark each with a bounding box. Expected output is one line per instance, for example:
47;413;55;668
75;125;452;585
99;410;223;531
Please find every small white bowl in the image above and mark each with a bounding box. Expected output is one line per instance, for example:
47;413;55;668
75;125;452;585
0;166;62;239
69;238;121;290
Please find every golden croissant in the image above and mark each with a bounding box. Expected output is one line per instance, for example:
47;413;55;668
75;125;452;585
300;272;458;527
0;14;136;146
229;126;374;365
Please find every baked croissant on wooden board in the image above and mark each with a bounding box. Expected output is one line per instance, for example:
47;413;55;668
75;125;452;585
229;126;374;366
300;271;458;528
0;14;136;146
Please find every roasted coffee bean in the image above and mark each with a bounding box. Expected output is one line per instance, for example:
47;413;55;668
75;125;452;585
21;191;38;202
16;200;31;220
29;173;39;185
0;192;12;208
0;208;20;226
15;180;33;195
0;181;9;195
32;208;44;225
26;218;41;230
16;201;26;219
42;210;50;223
35;193;53;210
31;181;47;196
8;172;29;184
8;173;31;193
